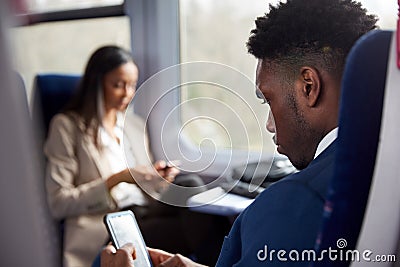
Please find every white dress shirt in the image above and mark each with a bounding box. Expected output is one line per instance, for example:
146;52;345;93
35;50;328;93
98;93;147;208
314;127;338;159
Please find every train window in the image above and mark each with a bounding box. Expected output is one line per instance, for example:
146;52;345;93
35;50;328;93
10;4;130;105
359;1;397;29
179;0;396;154
179;0;278;153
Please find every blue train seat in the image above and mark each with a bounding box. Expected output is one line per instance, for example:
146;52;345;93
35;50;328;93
32;73;81;135
313;30;399;267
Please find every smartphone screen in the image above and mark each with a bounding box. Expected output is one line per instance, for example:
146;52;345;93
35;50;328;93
104;211;152;267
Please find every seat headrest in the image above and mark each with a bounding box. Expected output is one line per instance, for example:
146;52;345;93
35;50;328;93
33;74;81;134
312;30;393;267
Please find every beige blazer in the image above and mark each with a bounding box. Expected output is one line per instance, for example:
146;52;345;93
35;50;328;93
44;112;153;267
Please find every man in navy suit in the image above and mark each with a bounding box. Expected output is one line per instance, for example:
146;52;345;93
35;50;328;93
101;0;377;266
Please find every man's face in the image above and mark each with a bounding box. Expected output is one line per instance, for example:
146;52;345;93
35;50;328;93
256;59;317;170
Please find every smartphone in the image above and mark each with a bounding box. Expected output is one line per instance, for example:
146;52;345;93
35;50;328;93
104;210;153;267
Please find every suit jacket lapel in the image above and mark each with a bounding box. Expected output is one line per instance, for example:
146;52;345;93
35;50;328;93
123;115;153;167
83;134;111;178
74;112;111;178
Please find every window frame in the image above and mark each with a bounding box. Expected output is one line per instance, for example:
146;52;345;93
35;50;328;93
14;3;125;26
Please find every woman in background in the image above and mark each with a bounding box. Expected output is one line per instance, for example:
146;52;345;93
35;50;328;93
44;46;178;267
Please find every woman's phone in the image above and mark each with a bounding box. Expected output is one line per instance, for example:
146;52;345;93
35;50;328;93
104;210;153;267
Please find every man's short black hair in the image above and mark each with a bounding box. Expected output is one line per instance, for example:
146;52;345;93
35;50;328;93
247;0;377;76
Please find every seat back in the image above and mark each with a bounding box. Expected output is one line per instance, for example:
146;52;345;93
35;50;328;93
312;30;395;266
350;31;400;267
31;73;81;266
32;73;81;135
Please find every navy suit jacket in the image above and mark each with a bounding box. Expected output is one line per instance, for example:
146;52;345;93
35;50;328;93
216;141;337;267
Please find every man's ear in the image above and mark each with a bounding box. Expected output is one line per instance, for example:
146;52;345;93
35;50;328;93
299;67;321;107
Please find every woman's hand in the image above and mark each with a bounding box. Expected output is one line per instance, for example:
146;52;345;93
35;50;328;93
106;160;179;192
106;169;135;190
131;161;179;192
153;160;180;183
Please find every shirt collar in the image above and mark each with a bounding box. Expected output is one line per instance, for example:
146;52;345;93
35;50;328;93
97;89;125;145
115;112;124;129
314;127;338;159
97;88;125;126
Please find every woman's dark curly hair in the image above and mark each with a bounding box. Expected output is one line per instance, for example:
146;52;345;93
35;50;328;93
247;0;377;77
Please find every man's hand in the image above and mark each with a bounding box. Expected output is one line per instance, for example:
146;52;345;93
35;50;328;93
101;244;136;267
148;248;208;267
100;245;208;267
